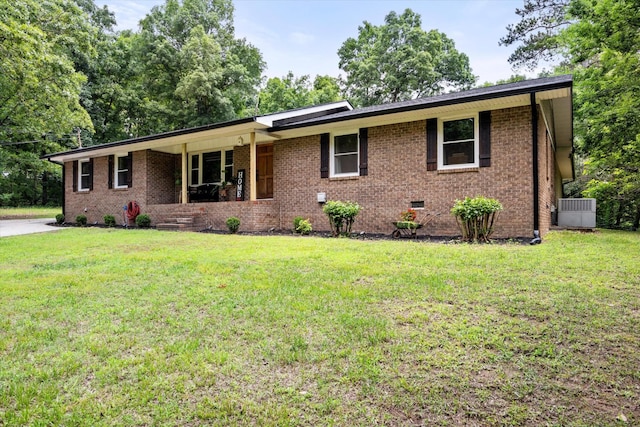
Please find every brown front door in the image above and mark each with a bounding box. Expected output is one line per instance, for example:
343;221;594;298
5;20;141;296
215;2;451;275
256;144;273;199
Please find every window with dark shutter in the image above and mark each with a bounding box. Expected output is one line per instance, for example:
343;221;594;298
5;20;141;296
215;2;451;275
78;159;92;191
320;133;329;178
426;118;438;171
359;128;368;176
479;111;491;167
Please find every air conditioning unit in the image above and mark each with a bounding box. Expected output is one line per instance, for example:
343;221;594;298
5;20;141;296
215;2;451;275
557;198;596;228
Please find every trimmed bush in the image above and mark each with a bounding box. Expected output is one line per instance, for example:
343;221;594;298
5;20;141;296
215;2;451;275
293;216;304;233
451;196;503;242
103;214;116;227
323;200;361;237
55;214;65;225
135;214;151;228
75;214;87;226
226;216;240;234
296;218;313;235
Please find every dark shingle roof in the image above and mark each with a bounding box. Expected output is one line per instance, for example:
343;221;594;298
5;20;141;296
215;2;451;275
270;75;573;131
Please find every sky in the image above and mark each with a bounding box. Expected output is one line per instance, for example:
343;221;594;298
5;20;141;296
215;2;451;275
98;0;537;85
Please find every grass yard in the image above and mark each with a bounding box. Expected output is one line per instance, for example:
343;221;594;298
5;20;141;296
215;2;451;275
0;207;61;220
0;229;638;426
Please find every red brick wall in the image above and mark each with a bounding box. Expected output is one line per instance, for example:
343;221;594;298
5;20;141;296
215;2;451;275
147;151;179;205
63;104;552;237
65;151;151;225
537;113;554;236
275;105;536;237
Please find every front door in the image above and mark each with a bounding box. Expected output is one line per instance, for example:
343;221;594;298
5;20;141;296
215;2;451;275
256;144;273;199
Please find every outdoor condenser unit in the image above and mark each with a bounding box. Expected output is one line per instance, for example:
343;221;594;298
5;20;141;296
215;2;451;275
557;198;596;228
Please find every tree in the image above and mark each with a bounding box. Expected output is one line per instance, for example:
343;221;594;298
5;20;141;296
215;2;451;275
258;73;341;115
501;0;640;229
499;0;572;70
338;9;476;107
130;0;265;133
0;0;95;205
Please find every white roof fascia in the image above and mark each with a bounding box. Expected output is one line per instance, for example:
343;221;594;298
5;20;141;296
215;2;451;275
255;101;353;127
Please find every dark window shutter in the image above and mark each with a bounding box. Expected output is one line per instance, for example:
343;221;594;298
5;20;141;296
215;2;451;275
72;161;78;192
126;152;133;187
359;128;368;176
88;158;94;191
479;111;491;167
108;155;114;189
426;118;437;171
320;133;329;178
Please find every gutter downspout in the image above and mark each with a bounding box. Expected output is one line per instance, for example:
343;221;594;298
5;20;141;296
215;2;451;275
530;92;542;244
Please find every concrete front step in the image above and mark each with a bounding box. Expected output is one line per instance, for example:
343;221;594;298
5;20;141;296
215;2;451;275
156;215;204;232
156;222;199;232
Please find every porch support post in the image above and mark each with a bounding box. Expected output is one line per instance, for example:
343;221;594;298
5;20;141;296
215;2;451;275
249;131;257;201
181;143;188;204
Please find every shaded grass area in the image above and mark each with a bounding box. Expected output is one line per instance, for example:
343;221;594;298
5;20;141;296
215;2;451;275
0;207;61;219
0;229;638;425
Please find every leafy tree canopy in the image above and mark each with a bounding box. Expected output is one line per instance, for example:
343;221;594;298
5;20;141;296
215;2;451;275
502;0;640;229
258;72;341;115
130;0;265;133
0;0;96;205
338;8;476;107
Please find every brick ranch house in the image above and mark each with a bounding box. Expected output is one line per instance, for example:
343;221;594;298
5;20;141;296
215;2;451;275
44;75;574;239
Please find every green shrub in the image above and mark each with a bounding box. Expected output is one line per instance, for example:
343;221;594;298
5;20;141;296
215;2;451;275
55;213;65;225
296;218;313;235
451;196;503;242
135;214;151;228
293;216;304;233
226;216;240;234
103;214;116;227
75;214;87;226
322;200;361;237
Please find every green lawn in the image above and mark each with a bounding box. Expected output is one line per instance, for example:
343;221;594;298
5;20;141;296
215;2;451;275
0;229;638;426
0;206;61;219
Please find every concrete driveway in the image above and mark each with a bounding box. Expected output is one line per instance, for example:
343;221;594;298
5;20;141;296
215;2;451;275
0;218;59;237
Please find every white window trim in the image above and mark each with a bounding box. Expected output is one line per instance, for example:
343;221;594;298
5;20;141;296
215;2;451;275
78;159;91;192
190;154;200;186
114;153;129;189
189;148;234;186
330;131;359;178
437;113;479;170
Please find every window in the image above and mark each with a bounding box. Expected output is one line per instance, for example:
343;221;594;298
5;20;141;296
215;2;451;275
191;154;200;186
189;149;234;185
115;154;129;188
78;159;91;191
331;133;359;177
438;116;478;169
202;151;221;184
224;150;234;182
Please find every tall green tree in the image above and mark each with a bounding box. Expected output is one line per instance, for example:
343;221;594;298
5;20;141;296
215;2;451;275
499;0;572;70
501;0;640;229
130;0;265;133
338;9;476;107
0;0;95;205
